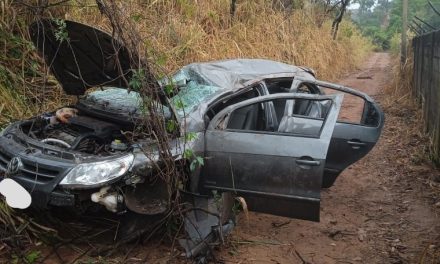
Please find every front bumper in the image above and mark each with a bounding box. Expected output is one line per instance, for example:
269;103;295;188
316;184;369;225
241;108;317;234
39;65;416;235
0;135;76;208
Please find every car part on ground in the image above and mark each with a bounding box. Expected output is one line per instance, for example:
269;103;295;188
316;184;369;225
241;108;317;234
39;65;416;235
179;192;236;261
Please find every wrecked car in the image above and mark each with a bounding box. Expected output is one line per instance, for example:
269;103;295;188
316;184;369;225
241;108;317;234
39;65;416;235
0;20;384;258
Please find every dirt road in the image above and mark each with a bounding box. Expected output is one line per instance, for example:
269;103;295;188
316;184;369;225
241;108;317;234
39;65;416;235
218;53;440;264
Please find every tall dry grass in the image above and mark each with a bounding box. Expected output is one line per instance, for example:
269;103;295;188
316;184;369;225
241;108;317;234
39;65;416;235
0;0;69;128
64;0;372;79
0;0;373;128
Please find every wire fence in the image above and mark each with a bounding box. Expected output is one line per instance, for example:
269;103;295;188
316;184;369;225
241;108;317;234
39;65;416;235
412;30;440;160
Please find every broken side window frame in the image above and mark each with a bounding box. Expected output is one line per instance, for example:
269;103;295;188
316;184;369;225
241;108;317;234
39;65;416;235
209;93;339;140
291;77;384;128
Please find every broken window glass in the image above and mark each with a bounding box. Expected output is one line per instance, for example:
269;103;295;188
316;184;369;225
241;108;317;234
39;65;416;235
168;69;222;117
225;98;332;137
85;87;171;118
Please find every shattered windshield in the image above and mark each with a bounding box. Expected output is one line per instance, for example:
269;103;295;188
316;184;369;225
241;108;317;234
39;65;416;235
87;88;142;108
85;68;222;119
168;69;222;117
85;88;171;118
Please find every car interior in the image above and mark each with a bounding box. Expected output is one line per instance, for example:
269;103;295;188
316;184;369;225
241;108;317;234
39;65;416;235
226;98;331;136
206;78;333;137
206;86;261;119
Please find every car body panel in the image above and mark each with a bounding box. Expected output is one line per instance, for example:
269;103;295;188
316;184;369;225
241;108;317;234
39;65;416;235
201;93;343;221
291;78;384;187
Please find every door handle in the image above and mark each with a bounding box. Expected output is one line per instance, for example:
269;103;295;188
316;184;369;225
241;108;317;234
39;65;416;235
296;159;321;166
347;140;366;149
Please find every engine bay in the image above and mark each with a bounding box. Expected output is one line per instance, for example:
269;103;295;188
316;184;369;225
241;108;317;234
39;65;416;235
21;107;130;155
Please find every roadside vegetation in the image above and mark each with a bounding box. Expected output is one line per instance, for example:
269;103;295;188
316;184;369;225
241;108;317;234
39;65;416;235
352;0;440;52
0;2;71;128
0;0;373;128
381;3;440;260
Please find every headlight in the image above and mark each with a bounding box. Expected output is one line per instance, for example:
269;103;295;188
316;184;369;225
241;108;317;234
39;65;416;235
60;154;134;188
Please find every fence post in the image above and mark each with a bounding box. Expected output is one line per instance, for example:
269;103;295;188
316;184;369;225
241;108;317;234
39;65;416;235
434;32;440;158
401;0;408;66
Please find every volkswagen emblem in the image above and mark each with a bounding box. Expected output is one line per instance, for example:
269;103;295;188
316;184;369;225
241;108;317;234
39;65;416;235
6;157;23;175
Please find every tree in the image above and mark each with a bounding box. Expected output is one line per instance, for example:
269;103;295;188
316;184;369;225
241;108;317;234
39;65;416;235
230;0;237;18
351;0;440;50
331;0;351;39
308;0;350;28
388;0;440;35
354;0;375;15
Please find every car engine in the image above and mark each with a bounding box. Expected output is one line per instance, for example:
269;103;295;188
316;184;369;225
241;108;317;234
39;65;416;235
22;108;128;155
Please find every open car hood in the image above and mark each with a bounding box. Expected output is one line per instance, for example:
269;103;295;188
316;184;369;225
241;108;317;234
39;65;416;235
29;19;134;95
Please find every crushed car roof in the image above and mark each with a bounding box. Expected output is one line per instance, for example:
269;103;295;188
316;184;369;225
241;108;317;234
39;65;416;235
179;59;315;90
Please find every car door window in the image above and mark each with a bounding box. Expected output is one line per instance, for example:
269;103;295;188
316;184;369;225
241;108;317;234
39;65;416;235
224;98;332;138
206;85;262;120
266;78;319;95
291;79;381;128
318;86;368;124
265;78;293;94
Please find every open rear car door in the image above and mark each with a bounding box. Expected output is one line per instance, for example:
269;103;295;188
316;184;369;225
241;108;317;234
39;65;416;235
291;78;385;188
200;93;343;221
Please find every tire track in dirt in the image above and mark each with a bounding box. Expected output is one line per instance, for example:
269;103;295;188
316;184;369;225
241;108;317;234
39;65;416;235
218;53;440;264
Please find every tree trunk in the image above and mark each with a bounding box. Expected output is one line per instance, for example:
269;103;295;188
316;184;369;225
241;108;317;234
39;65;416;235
331;0;350;40
230;0;237;18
